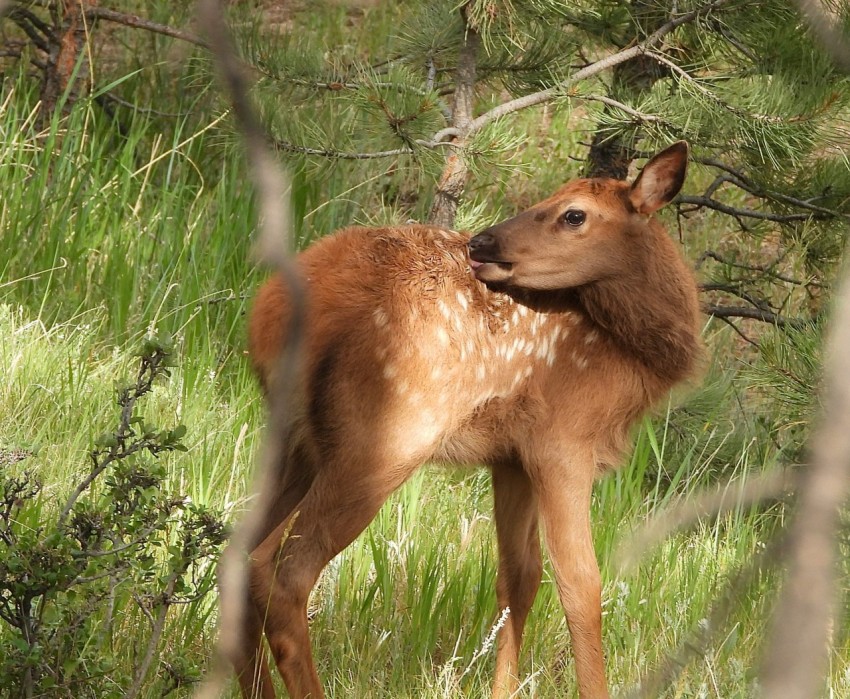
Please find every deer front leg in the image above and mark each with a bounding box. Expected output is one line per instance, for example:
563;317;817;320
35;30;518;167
491;459;542;699
531;451;609;699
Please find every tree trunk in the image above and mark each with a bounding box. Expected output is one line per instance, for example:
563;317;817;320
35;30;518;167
428;18;478;230
40;0;93;120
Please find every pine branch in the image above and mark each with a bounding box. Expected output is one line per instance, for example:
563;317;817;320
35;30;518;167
643;49;820;125
272;135;461;160
467;0;731;135
577;94;667;124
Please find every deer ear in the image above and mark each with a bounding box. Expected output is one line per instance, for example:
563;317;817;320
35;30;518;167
629;141;689;215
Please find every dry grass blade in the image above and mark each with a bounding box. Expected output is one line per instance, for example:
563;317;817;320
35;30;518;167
759;258;850;696
193;1;305;698
615;469;796;574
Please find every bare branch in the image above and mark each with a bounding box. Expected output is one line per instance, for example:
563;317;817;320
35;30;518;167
697;249;814;287
575;93;667;124
677;195;823;222
8;5;52;39
704;304;809;330
124;574;180;699
8;7;50;52
701;282;775;311
99;91;188;118
714;314;761;347
694;157;850;221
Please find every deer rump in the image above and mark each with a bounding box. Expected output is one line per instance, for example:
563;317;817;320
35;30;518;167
238;142;702;699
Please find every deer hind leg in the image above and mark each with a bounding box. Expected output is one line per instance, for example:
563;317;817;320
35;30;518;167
229;443;318;699
532;453;609;699
248;457;420;699
491;459;542;699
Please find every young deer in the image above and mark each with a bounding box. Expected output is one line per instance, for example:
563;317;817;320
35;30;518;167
238;141;702;699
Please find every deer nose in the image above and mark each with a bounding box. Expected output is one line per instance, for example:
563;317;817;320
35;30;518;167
468;231;495;255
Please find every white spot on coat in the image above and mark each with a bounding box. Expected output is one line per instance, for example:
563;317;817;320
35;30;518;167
373;308;388;327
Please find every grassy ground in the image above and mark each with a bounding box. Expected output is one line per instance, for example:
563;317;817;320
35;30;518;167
2;3;849;697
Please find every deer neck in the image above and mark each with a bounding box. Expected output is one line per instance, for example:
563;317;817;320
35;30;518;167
576;238;701;387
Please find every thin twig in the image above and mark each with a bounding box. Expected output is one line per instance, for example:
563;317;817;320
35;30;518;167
84;7;207;48
714;314;760;347
99;91;188;118
125;575;179;699
575;93;667;124
701;282;775;312
697;249;811;286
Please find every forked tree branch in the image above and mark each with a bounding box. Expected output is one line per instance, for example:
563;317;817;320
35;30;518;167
677;195;825;222
694;157;850;221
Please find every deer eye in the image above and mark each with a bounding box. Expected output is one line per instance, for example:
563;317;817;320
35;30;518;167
562;209;586;227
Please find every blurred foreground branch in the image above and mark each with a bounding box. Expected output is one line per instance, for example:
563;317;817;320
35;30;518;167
758;9;850;686
759;265;850;695
193;1;304;697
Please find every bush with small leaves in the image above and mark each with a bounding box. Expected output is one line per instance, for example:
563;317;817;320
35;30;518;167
0;335;227;698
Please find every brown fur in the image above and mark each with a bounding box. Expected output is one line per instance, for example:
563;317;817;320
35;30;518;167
236;142;702;699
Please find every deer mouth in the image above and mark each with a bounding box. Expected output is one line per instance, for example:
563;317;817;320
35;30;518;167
469;257;514;283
